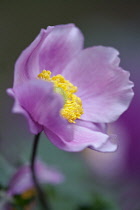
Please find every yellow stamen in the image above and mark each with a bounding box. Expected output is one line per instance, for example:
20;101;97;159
21;188;36;199
38;70;84;123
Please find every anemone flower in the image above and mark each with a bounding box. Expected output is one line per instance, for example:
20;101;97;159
7;160;64;196
7;24;134;152
2;160;64;210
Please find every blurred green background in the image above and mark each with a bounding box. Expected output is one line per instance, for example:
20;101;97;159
0;0;140;209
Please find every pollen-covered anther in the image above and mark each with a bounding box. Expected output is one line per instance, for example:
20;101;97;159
38;70;84;123
38;70;52;80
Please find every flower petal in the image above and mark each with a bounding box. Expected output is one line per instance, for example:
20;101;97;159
7;160;64;195
14;24;84;87
44;120;117;152
63;46;134;123
34;160;65;184
93;136;117;152
9;80;72;138
39;24;84;75
7;88;43;134
13;28;52;87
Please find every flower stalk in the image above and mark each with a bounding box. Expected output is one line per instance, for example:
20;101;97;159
31;133;50;210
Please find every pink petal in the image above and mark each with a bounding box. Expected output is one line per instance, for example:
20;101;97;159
94;135;117;152
44;120;117;152
7;160;64;195
35;160;65;184
14;24;84;87
7;88;42;134
63;46;134;123
10;79;72;138
39;24;84;76
13;28;52;87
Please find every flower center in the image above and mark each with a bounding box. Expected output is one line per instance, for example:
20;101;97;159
37;70;84;123
21;188;36;199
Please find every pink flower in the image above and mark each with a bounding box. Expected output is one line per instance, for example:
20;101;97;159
7;24;134;152
2;160;64;210
7;160;64;196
